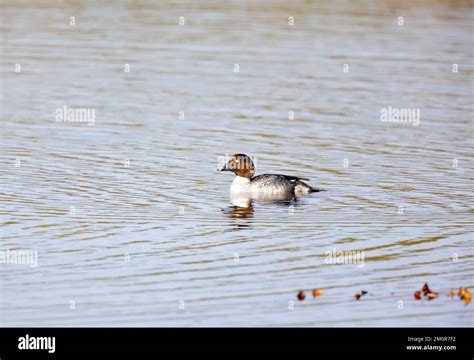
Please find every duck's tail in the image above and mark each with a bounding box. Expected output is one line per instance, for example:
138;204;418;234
294;180;326;194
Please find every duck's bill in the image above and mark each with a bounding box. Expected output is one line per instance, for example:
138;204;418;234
217;164;228;171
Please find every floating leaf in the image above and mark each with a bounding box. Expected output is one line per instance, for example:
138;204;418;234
354;290;368;300
458;287;471;305
449;289;455;298
297;290;305;301
418;283;439;300
414;291;422;300
463;290;471;305
312;289;324;298
422;283;432;296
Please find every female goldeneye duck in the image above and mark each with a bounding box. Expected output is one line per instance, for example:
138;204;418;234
217;153;324;196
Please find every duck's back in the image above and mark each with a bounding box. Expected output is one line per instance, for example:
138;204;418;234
250;174;296;194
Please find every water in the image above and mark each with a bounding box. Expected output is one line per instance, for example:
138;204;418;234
1;0;473;327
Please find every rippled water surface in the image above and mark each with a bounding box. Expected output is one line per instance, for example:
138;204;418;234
1;0;473;326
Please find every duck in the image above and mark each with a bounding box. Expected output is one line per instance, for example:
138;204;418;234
217;154;324;196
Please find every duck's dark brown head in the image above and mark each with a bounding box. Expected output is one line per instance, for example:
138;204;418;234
217;154;255;178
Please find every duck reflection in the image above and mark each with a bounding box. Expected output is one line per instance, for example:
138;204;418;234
223;192;300;229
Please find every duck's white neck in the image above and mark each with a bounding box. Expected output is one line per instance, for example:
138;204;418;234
230;176;251;193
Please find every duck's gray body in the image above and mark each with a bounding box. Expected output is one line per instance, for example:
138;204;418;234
230;174;318;196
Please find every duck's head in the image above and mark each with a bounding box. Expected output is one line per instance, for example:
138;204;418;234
217;153;255;178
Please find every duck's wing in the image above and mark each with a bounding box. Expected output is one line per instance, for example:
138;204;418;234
251;174;309;182
275;174;310;182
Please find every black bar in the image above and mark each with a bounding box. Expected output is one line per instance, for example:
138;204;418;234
0;328;472;356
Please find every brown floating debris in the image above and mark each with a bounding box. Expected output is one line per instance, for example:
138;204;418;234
463;289;471;305
312;289;324;298
415;283;471;305
291;284;471;305
418;283;439;300
458;287;471;305
354;290;368;300
422;283;432;296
